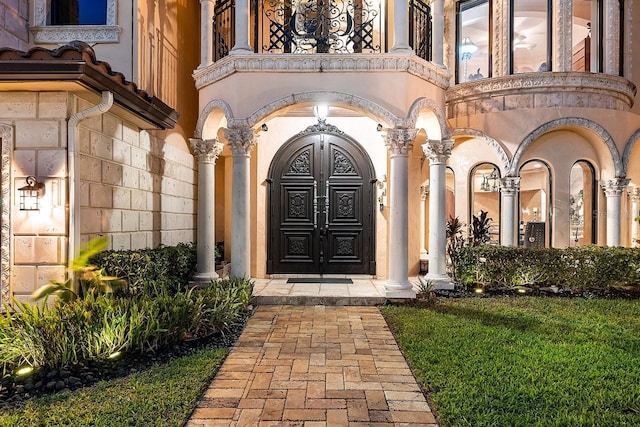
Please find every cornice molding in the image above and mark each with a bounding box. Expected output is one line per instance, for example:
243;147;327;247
193;54;451;90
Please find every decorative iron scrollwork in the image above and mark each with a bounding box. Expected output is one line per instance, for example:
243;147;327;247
262;0;381;54
287;150;311;175
333;151;356;175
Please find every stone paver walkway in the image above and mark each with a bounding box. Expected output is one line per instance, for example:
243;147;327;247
187;305;438;426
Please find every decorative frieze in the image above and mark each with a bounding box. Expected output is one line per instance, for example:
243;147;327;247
384;128;418;155
193;53;451;90
447;72;636;118
422;139;454;165
0;125;11;306
601;178;631;197
31;26;120;44
189;138;224;163
224;127;257;155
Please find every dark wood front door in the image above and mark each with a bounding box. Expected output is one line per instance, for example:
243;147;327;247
267;125;376;275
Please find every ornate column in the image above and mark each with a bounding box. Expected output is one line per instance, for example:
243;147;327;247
432;0;444;65
603;0;621;75
231;0;252;53
553;0;573;71
500;177;520;246
391;0;412;53
492;0;509;76
601;178;630;246
189;138;224;282
419;182;429;260
422;139;454;288
199;0;215;67
384;128;417;297
629;187;640;247
224;127;257;277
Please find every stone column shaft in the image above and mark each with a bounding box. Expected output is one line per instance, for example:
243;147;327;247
391;0;412;52
630;188;640;248
432;0;444;65
199;0;215;67
602;178;630;246
225;127;257;277
500;177;520;246
231;0;252;53
419;183;429;259
423;139;454;288
190;138;224;281
384;128;417;298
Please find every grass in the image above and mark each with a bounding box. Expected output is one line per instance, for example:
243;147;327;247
0;347;227;426
382;297;640;427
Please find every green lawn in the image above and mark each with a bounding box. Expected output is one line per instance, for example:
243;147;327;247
382;297;640;427
0;347;227;427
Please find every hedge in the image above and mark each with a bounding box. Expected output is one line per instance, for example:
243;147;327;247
456;245;640;291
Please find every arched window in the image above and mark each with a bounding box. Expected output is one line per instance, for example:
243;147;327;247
50;0;108;25
569;161;596;246
470;163;501;243
518;160;551;247
511;0;551;73
446;167;456;219
456;0;491;83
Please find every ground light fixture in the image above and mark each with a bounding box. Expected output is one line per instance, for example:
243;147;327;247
18;175;44;211
16;366;34;376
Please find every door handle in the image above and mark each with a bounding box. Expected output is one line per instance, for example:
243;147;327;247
313;180;318;229
325;180;329;229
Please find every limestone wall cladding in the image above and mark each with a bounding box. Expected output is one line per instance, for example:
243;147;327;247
0;0;28;51
76;96;196;250
4;92;70;302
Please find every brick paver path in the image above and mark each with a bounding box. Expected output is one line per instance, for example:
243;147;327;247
187;305;438;426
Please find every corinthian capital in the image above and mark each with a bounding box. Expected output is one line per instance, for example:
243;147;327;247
500;177;520;196
601;178;630;197
384;128;418;155
628;187;640;202
189;138;224;163
224;127;257;155
422;139;454;165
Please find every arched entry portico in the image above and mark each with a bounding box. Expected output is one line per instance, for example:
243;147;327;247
266;121;376;275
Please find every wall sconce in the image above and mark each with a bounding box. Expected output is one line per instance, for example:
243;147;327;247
377;175;387;211
313;104;329;122
18;176;44;211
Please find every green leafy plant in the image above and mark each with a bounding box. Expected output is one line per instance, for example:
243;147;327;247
416;278;437;303
470;210;493;246
446;216;466;283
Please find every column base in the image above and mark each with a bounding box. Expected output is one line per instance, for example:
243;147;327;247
424;272;454;290
191;271;219;285
384;280;416;299
390;45;413;54
230;46;253;54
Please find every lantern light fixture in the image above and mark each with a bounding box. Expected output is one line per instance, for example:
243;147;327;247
18;176;44;211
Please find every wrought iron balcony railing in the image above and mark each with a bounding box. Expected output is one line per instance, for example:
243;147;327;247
212;0;431;61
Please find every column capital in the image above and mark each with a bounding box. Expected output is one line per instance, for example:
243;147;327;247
628;187;640;201
384;128;417;155
602;178;630;197
224;127;257;156
500;177;520;196
189;138;224;163
422;139;454;165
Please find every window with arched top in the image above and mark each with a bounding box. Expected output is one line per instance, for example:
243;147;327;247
470;163;501;244
446;167;456;219
569;161;596;246
518;160;551;247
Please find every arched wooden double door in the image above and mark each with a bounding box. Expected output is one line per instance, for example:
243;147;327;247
267;124;376;275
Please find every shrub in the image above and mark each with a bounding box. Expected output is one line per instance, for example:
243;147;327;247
89;243;198;296
456;245;640;292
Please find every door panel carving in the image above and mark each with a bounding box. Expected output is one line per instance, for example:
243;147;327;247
267;129;375;275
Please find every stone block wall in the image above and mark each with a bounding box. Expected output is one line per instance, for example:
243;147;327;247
0;92;196;303
0;0;29;50
75;96;196;250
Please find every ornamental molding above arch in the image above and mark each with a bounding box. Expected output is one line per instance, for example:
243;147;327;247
451;128;510;172
406;97;450;140
622;129;640;175
194;99;235;139
508;117;623;177
240;91;402;129
0;124;11;306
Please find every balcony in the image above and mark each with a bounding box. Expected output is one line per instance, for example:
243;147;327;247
446;72;637;119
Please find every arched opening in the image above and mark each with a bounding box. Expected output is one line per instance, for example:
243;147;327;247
518;160;552;247
446;167;456;219
569;160;597;246
470;163;501;244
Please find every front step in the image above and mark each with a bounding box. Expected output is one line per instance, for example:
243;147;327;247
253;295;387;306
